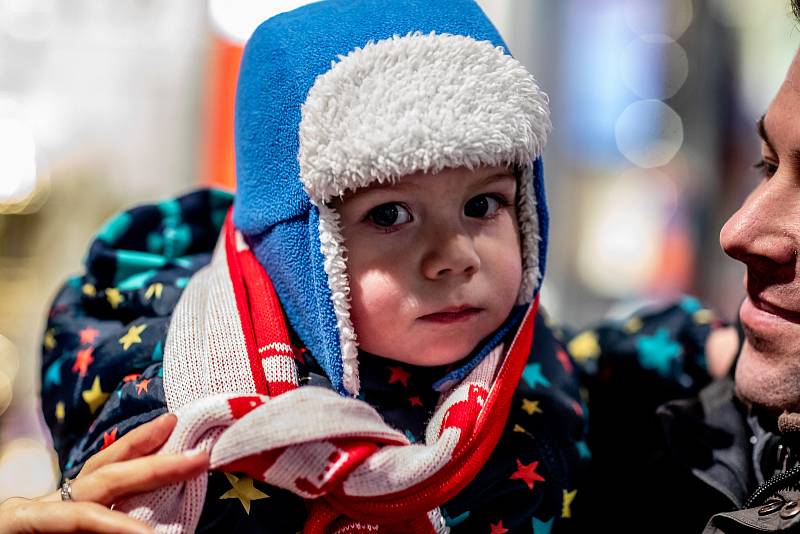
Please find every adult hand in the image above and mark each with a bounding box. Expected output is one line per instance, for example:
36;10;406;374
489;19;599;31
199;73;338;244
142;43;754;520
0;413;208;534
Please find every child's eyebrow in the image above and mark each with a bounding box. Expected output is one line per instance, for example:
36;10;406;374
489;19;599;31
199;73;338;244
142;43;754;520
478;172;516;187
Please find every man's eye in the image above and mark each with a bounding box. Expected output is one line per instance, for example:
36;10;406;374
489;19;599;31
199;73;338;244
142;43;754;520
464;194;503;218
366;203;412;227
754;159;778;178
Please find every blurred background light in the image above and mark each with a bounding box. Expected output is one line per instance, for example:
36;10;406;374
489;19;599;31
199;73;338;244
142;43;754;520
0;116;37;204
576;168;677;297
209;0;317;44
624;0;693;39
620;35;689;99
615;99;684;168
0;0;56;43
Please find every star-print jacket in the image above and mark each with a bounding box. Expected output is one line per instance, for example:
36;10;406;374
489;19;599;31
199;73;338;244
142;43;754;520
40;189;719;533
565;300;736;533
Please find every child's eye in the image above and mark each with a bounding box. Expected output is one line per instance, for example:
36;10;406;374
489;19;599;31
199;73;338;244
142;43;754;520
366;203;412;228
464;194;505;218
754;158;778;178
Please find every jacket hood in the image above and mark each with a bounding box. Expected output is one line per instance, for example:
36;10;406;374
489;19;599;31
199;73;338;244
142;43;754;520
233;0;551;396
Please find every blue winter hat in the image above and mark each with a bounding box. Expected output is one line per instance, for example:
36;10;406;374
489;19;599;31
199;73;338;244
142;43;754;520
233;0;550;396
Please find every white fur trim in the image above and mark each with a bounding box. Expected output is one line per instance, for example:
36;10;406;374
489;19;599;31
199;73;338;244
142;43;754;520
517;163;541;302
298;32;550;204
317;204;360;395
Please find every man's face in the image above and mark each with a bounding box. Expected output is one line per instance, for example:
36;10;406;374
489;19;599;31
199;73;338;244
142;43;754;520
720;50;800;413
336;165;523;366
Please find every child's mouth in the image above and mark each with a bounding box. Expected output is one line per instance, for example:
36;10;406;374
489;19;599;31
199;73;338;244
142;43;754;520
418;306;482;324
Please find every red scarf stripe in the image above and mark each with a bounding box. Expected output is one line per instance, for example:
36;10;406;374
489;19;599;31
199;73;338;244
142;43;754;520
225;209;298;397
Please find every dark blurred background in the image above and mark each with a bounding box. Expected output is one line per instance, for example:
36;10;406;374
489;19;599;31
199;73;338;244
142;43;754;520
0;0;795;499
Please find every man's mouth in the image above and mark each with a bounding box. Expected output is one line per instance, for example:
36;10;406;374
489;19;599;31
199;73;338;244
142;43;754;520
418;305;482;324
741;294;800;330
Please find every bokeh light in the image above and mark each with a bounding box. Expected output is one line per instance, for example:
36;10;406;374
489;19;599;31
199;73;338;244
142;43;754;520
576;168;678;297
0;116;37;205
615;99;684;168
620;35;689;100
624;0;693;39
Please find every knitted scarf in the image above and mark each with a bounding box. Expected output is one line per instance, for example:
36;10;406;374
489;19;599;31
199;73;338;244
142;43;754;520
118;214;538;533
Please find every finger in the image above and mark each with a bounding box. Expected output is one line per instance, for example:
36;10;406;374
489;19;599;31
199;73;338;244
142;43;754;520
74;450;209;506
9;499;154;534
81;413;177;476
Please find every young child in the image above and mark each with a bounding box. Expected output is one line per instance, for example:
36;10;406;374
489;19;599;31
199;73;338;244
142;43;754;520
41;0;706;532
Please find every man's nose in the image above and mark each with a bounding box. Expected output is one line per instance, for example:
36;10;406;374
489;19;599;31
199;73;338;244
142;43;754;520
719;180;795;271
420;227;481;280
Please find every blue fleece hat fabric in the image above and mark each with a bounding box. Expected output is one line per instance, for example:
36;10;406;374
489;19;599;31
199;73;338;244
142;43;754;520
233;0;550;396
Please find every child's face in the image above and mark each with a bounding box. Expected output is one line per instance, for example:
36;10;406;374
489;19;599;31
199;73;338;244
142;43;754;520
336;165;523;366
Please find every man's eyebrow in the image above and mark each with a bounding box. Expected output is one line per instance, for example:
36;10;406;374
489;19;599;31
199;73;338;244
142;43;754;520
757;115;800;170
757;115;776;153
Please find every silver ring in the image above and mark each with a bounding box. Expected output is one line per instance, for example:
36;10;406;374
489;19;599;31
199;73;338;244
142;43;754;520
60;478;74;501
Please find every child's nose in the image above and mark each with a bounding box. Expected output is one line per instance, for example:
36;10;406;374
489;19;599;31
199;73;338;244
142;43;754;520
420;232;481;280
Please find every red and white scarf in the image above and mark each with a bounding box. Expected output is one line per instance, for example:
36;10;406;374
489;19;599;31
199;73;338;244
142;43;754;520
118;215;538;533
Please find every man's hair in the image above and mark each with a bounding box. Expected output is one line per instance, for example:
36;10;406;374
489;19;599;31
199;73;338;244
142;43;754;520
793;0;800;24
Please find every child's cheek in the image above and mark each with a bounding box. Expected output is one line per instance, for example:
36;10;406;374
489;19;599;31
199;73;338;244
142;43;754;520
348;269;410;354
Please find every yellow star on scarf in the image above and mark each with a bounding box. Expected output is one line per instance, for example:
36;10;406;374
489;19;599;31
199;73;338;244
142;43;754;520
521;398;542;416
693;309;714;325
144;283;163;300
43;328;57;351
119;324;147;351
623;316;643;334
105;288;124;309
562;489;578;518
55;401;65;422
82;283;96;297
82;376;109;414
220;473;269;514
567;331;600;361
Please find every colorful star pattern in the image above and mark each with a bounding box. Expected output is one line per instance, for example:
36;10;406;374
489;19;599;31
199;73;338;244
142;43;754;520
136;378;150;396
105;288;124;309
575;441;591;459
489;520;509;534
521;398;542;416
510;459;545;490
102;427;118;450
387;366;411;388
562;489;577;518
44;359;62;387
219;473;269;514
79;327;99;345
679;295;702;314
82;283;97;297
43;328;57;351
567;330;600;361
119;324;147;351
532;517;553;534
555;348;573;373
82;376;110;414
522;363;551;390
408;395;423;407
71;347;95;377
55;401;65;422
145;283;164;300
623;316;643;334
636;327;682;378
693;309;714;325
